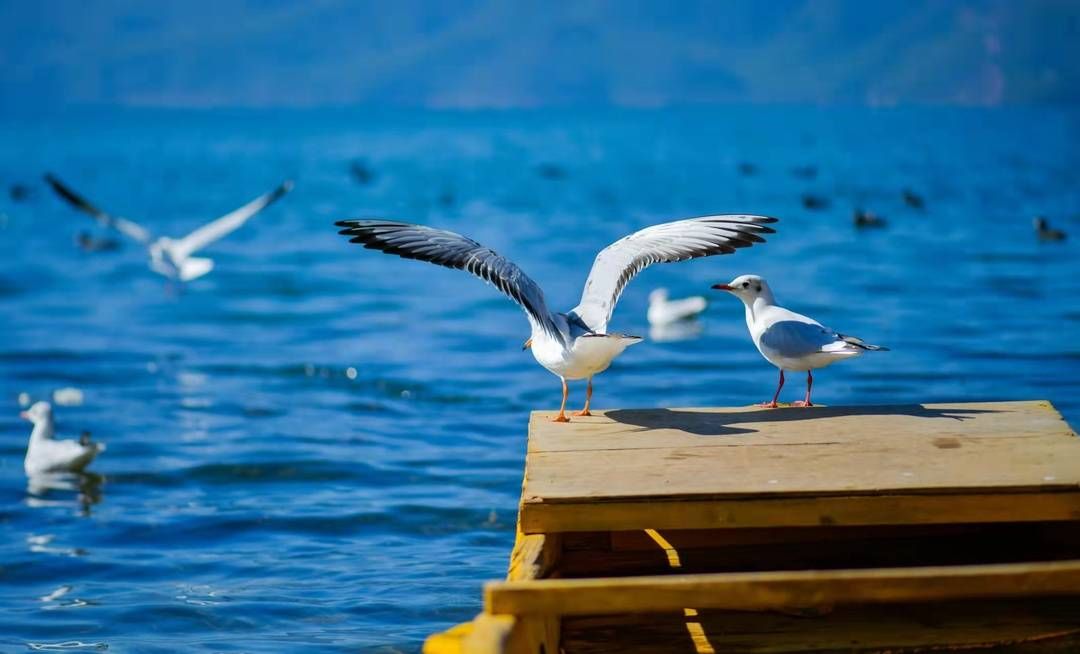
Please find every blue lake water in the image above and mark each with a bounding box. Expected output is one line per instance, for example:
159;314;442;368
1;107;1078;651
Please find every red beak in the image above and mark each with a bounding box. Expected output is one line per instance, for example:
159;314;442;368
711;284;733;291
19;411;29;420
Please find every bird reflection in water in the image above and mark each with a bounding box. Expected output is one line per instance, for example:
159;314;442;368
649;319;704;343
26;471;104;517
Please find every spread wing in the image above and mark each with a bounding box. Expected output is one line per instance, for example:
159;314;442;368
335;220;564;343
169;180;293;261
44;173;153;245
572;214;777;332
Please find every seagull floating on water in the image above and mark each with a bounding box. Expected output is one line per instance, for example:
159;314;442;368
20;402;104;475
647;288;707;326
45;174;292;281
337;215;778;421
713;275;887;408
853;209;887;229
1034;216;1067;242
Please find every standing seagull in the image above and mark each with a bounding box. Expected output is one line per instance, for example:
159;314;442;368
44;174;293;281
712;275;887;408
337;215;778;421
20;402;105;476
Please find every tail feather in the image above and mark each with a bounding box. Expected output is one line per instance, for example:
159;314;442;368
839;334;889;351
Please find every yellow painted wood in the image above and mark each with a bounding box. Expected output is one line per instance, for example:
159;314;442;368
424;620;473;654
523;401;1080;533
460;615;516;654
485;560;1080;616
522;491;1080;533
507;531;560;582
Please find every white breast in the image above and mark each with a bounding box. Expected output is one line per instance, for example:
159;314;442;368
530;331;641;380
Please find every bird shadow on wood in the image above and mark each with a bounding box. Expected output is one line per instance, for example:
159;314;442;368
604;405;1001;437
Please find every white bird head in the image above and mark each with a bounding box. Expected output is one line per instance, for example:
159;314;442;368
711;274;774;304
20;401;53;425
648;288;669;304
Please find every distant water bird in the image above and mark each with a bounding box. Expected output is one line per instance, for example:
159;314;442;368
713;275;887;408
853;209;887;229
736;162;758;176
801;193;830;210
9;183;31;202
20;402;105;475
45;174;293;281
349;159;377;185
76;231;121;252
790;165;818;180
902;188;925;210
1034;216;1067;242
647;288;707;326
535;163;567;180
337;215;778;422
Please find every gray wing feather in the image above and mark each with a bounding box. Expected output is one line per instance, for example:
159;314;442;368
759;320;838;357
44;173;153;244
572;214;777;332
335;220;564;343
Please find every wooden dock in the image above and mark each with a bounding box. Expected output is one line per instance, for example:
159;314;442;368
426;400;1080;653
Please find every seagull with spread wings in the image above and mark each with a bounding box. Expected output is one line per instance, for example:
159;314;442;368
337;215;778;421
44;174;293;282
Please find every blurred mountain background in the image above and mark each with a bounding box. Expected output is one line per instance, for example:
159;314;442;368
1;0;1078;110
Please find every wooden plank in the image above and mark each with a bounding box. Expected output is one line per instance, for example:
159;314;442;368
529;400;1073;454
485;560;1080;616
424;620;473;654
526;402;1080;501
522;401;1080;533
499;507;562;654
461;615;517;654
560;599;1080;653
508;531;560;583
521;491;1080;533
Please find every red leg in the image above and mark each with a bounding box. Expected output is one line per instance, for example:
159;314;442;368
757;369;784;408
552;378;570;422
575;377;593;416
794;370;814;407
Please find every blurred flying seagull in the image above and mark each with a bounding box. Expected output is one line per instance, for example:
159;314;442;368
20;401;104;476
44;174;293;281
713;275;887;408
337;215;778;422
647;288;707;326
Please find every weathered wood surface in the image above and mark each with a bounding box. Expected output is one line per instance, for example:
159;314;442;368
485;560;1080;616
523;401;1080;533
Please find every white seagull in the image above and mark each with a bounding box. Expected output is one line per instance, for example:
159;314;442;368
20;401;105;476
647;288;707;326
712;274;887;407
337;215;778;421
45;174;293;282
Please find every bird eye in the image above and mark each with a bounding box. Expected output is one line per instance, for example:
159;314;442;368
742;282;750;288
